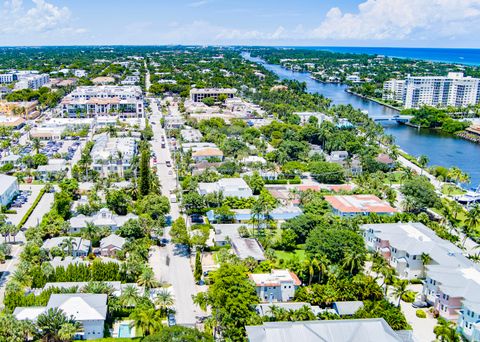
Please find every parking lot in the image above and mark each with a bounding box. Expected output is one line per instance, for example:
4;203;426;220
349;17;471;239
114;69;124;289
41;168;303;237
5;184;44;227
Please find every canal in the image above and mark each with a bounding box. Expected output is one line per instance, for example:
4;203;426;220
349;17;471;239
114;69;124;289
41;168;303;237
243;53;480;188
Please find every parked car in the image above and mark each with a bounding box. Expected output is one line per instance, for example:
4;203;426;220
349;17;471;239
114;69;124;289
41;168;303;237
167;314;176;326
412;301;429;308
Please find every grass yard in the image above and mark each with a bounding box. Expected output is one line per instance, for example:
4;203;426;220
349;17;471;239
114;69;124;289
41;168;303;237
441;184;467;196
275;249;307;262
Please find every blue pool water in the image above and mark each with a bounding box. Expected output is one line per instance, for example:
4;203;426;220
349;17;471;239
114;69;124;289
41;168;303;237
118;324;132;338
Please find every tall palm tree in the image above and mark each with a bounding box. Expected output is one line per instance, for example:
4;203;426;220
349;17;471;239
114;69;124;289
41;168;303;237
342;250;365;275
119;284;140;308
31;138;42;154
60;237;77;256
129;308;162;336
81;281;114;295
81;222;97;242
417;155;429;175
137;267;159;292
392;279;409;307
420;253;431;279
155;289;175;316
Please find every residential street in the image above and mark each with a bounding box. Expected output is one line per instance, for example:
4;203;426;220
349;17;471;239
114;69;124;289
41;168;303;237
148;99;200;327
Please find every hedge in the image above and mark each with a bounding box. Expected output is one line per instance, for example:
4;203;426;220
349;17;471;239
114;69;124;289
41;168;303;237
17;187;46;229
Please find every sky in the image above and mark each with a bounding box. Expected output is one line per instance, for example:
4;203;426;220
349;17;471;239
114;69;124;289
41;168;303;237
1;0;480;47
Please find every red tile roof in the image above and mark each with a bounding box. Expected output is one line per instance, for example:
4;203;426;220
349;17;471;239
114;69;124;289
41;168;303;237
324;195;397;214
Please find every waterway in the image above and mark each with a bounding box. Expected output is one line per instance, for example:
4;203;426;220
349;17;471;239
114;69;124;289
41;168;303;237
243;53;480;188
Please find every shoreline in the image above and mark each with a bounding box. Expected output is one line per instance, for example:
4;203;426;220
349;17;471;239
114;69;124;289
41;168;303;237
344;89;401;112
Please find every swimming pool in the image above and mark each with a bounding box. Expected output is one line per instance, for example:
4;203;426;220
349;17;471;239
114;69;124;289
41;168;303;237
118;323;133;338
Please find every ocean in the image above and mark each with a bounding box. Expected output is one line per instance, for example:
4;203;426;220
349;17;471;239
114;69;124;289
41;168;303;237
293;46;480;66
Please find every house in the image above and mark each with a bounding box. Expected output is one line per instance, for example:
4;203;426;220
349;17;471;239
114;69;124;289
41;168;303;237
92;76;115;85
212;223;243;246
206;206;303;223
245;318;408;342
42;237;91;257
294;112;332;126
69;208;138;233
164;116;185;129
90;133;137;177
332;301;364;316
0;174;19;206
249;270;301;302
361;222;464;279
36;159;68;180
241;156;267;165
198;178;253;198
376;153;396;169
326;151;363;175
458;300;480;341
99;234;126;257
180;128;203;142
324;195;397;217
231;237;265;261
0;154;21;166
192;147;224;162
14;294;107;340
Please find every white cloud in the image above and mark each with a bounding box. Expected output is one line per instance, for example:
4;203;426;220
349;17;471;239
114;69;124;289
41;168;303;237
311;0;480;41
159;20;287;43
188;0;210;8
0;0;84;36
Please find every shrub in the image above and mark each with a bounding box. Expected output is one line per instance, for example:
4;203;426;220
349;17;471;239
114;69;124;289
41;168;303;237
416;309;426;318
402;291;416;303
409;278;424;285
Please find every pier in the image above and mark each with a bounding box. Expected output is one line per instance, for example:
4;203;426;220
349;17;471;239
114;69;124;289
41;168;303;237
372;115;413;123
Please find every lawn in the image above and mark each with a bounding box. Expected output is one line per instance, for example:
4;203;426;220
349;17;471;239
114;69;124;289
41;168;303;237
275;249;307;262
441;184;466;196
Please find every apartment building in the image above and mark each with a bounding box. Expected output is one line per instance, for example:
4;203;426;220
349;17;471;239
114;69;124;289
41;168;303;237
383;72;480;108
190;88;237;102
14;73;50;90
362;223;480;340
361;222;463;279
382;79;405;102
249;270;301;302
91;133;137;177
61;86;144;118
0;73;17;84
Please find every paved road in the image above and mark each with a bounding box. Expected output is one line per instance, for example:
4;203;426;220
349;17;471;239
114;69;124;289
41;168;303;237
148;99;200;327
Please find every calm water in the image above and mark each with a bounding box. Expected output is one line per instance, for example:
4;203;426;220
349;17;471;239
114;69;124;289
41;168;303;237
285;46;480;66
243;53;480;188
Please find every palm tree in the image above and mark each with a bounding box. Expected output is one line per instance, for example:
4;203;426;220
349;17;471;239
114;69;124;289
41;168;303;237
434;317;461;342
392;279;409;307
60;237;77;256
35;308;79;342
420;253;431;279
81;281;114;295
303;258;318;285
31;138;42;154
119;284;140;308
81;222;97;242
342;250;365;275
417;155;429;175
58;322;78;342
155;289;175;316
137;267;159;292
129;308;162;336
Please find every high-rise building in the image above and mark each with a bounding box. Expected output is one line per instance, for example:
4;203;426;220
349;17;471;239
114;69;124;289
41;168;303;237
383;72;480;109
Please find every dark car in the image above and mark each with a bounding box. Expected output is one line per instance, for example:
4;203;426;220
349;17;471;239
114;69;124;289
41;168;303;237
412;300;429;308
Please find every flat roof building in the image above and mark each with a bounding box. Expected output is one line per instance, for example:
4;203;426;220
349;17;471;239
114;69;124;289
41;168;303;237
190;88;237;102
249;270;301;302
61;85;144;118
0;174;19;206
324;195;397;217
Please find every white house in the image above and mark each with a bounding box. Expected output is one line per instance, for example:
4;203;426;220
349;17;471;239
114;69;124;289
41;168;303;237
458;300;480;341
99;234;126;257
69;208;138;233
0;174;19;206
198;178;253;198
14;294;107;340
42;237;91;257
249;270;301;302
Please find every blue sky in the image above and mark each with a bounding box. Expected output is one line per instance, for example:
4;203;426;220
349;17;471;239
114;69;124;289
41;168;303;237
1;0;480;47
